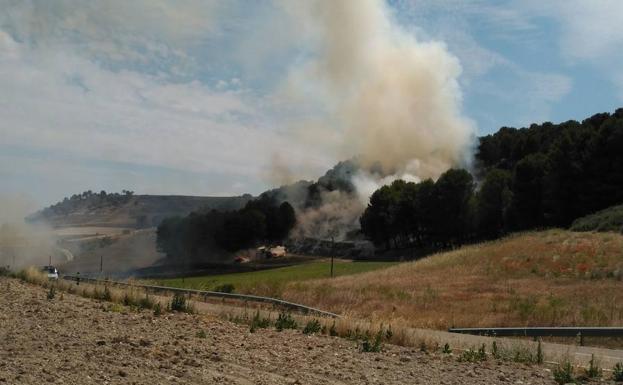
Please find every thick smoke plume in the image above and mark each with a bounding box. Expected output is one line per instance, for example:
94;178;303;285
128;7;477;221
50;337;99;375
0;195;66;270
281;0;475;239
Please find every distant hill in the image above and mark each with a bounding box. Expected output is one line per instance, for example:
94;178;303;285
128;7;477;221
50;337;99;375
27;191;254;228
571;204;623;232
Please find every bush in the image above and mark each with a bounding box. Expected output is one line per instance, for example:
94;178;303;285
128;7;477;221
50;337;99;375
442;343;452;354
275;312;297;331
122;293;136;307
459;344;487;362
214;283;235;293
329;322;338;337
303;319;322;335
249;311;271;333
138;295;155;310
612;362;623;381
196;330;207;339
170;292;194;313
153;303;163;316
585;354;602;378
47;285;56;300
361;329;383;353
553;361;575;385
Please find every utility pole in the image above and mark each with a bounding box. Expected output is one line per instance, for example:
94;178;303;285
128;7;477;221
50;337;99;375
49;255;51;266
330;236;335;278
100;255;103;274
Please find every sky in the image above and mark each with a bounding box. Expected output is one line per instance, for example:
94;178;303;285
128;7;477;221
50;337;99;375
1;0;622;208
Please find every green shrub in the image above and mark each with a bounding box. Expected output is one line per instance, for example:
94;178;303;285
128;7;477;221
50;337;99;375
442;343;452;354
553;361;575;385
196;330;207;338
612;362;623;381
170;292;193;313
275;312;297;331
303;319;322;335
214;283;235;293
492;341;499;359
536;340;544;364
138;295;155;310
122;293;136;307
360;329;383;353
249;311;271;333
329;322;338;337
586;354;602;378
47;285;56;300
459;344;487;362
153;303;162;316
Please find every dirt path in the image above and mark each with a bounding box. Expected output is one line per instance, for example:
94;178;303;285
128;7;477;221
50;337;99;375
0;277;565;385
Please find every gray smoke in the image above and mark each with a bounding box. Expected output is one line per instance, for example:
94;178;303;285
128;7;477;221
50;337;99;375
278;0;475;239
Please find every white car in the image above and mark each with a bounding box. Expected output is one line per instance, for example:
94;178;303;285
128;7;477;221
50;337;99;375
42;266;59;280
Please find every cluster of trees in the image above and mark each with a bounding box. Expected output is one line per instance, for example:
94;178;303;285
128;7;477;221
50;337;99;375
360;169;479;249
156;196;295;261
32;190;135;218
361;108;623;249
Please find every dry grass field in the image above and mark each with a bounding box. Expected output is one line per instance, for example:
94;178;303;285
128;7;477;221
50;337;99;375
280;230;623;330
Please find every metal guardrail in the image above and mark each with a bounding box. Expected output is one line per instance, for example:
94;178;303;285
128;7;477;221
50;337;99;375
449;327;623;338
62;275;340;318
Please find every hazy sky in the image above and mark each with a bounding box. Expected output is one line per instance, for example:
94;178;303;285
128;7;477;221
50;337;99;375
1;0;622;207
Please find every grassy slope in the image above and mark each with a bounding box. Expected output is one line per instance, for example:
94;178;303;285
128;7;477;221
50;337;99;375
280;230;623;330
156;260;397;297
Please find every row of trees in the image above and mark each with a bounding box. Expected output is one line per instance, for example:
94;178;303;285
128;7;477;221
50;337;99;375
156;196;295;261
361;108;623;249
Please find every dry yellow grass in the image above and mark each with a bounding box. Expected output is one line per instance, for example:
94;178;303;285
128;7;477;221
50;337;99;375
281;230;623;329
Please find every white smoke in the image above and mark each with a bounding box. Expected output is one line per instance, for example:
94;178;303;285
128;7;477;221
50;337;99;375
279;1;475;238
0;194;62;270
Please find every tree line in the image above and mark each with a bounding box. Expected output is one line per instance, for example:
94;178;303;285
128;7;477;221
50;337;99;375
156;196;296;261
361;108;623;249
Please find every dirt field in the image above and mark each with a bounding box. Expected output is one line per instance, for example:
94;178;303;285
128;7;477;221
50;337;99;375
0;277;560;385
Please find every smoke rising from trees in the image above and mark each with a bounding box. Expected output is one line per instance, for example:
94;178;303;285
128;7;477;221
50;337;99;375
278;0;475;238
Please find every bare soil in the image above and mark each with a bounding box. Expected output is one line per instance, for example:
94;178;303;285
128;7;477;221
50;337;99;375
0;278;563;385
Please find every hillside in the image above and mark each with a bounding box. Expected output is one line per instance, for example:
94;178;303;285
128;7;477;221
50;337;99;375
571;204;623;232
0;277;556;385
28;192;253;229
278;230;623;330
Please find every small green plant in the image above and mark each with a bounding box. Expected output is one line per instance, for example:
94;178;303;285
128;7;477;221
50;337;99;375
153;303;162;316
536;340;544;364
47;285;56;300
275;312;297;331
612;362;623;381
214;283;235;293
553;361;575;385
442;343;452;354
249;311;271;332
459;344;487;362
122;293;135;307
385;325;393;340
170;293;193;313
108;303;124;313
585;354;602;378
329;322;338;337
361;329;383;353
477;343;487;361
196;329;207;339
492;341;500;359
138;294;155;310
303;319;322;335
